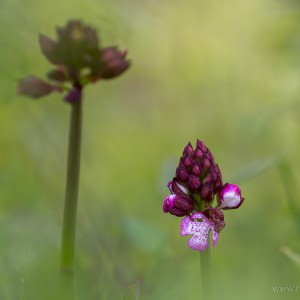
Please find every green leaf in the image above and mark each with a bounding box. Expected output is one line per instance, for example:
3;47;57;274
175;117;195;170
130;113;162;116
122;279;142;300
280;246;300;267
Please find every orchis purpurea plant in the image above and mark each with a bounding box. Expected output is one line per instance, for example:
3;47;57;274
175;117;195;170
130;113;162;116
163;140;244;299
18;20;130;299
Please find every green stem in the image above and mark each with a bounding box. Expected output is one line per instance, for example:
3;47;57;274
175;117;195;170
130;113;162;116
60;99;82;298
200;242;215;300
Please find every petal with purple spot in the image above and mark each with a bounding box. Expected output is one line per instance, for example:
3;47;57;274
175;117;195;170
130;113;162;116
180;212;219;251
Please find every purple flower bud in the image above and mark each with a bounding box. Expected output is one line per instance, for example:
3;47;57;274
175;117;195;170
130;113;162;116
163;194;194;217
203;207;225;232
47;68;67;82
39;34;58;64
18;76;54;99
97;47;130;79
196;140;207;153
56;20;99;48
191;164;202;176
188;175;201;191
64;87;82;103
194;148;203;159
183;142;194;157
202;172;213;185
218;183;244;210
176;168;189;182
54;20;101;70
201;158;211;171
199;184;210;200
168;178;190;196
172;140;223;202
183;156;193;167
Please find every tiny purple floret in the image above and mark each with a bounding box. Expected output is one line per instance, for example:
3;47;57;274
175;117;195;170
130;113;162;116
163;194;194;217
180;212;219;251
163;195;176;213
218;183;244;210
64;87;82;103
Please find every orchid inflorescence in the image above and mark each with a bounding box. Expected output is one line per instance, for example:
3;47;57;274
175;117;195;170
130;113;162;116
163;140;244;251
18;20;130;103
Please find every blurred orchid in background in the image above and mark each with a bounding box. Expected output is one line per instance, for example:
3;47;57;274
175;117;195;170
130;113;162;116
18;20;130;103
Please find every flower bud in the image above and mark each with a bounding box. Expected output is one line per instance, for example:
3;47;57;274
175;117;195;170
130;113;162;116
183;142;194;157
18;76;54;99
47;68;67;82
168;178;190;196
64;87;82;103
176;168;189;182
218;183;244;210
55;20;101;70
188;175;201;191
39;34;58;64
98;47;130;79
202;206;225;232
163;194;194;217
173;140;223;202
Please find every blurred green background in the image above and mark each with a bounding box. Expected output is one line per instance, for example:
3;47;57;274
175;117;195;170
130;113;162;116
1;0;300;299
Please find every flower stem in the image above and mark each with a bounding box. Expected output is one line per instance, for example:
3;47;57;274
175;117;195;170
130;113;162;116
200;242;215;300
60;98;82;298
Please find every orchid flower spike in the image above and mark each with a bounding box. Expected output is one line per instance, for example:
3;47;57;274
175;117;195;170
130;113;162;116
162;140;245;251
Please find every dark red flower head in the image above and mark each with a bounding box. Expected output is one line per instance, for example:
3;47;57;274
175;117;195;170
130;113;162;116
175;140;223;202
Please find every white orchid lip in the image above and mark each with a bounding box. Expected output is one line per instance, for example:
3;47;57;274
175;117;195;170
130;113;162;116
218;183;244;210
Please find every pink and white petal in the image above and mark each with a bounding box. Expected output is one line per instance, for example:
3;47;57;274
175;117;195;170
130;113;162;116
180;212;209;236
181;213;212;251
218;183;243;210
188;233;209;251
180;216;194;236
180;212;221;251
211;229;219;247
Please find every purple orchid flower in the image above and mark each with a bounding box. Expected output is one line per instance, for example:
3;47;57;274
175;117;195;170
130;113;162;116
163;140;245;251
217;183;244;210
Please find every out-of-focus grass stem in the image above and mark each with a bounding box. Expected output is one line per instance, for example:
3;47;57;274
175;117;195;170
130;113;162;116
278;161;300;233
60;98;82;299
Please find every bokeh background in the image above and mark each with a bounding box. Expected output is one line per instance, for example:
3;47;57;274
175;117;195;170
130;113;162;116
1;0;300;299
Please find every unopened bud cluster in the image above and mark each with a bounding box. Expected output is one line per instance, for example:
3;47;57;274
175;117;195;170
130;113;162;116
163;140;245;251
176;140;222;202
18;20;130;103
